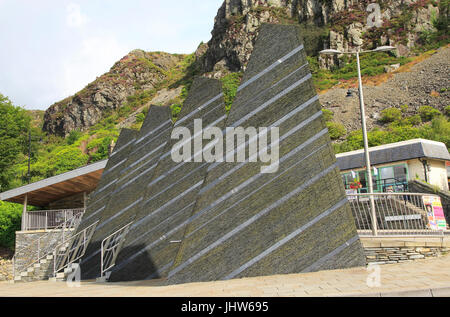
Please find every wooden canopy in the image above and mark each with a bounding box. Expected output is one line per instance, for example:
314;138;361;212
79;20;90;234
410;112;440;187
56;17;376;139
0;160;107;207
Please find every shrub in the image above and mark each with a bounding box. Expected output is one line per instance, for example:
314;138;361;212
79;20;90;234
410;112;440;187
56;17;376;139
52;147;89;174
380;108;402;123
136;112;145;123
445;105;450;117
408;114;422;126
322;109;334;122
170;103;183;121
419;106;441;121
67;129;82;145
326;122;347;140
0;201;22;250
221;73;242;113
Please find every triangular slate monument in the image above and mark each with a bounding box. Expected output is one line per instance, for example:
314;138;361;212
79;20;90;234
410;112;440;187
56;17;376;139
167;24;366;284
76;24;365;284
108;77;227;282
77;128;138;233
79;106;173;280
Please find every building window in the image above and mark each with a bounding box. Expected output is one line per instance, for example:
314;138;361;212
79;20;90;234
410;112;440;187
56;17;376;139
341;163;409;193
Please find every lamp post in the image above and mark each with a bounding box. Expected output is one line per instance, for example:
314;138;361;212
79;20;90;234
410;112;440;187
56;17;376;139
320;46;396;236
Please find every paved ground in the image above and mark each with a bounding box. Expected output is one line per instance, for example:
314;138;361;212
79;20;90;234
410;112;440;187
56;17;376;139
0;254;449;297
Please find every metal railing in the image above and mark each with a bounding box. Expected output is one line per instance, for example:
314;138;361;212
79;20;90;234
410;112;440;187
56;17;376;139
23;209;85;231
53;221;99;277
100;222;133;279
343;177;408;193
348;192;450;236
12;212;84;278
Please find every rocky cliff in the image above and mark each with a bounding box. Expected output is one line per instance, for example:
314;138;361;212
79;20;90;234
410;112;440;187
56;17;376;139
42;0;445;136
198;0;441;75
43;50;184;136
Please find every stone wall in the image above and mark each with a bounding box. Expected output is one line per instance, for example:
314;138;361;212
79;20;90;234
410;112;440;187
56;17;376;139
364;246;449;265
14;229;73;275
361;236;450;265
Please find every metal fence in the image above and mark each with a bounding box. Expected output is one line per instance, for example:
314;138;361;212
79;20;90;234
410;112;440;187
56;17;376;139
23;209;85;231
53;221;99;277
348;192;450;236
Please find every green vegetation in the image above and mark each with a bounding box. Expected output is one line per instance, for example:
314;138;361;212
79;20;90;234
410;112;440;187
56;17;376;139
308;52;411;91
0;94;32;191
1;93;120;191
67;129;82;145
418;105;442;121
327;122;348;140
380;107;403;123
322;109;347;140
445;105;450;117
221;72;242;113
0;201;22;250
334;107;450;154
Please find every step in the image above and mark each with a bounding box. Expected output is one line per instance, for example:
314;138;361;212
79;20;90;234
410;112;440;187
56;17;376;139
40;259;48;264
20;271;29;277
27;267;35;273
47;255;54;260
49;277;65;283
56;272;65;279
14;276;22;281
34;263;41;269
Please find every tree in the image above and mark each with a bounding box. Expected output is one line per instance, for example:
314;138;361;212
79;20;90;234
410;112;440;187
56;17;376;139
0;201;22;250
0;94;31;191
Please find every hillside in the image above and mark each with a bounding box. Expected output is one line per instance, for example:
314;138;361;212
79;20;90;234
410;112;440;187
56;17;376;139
42;50;203;136
41;0;448;137
2;0;450;194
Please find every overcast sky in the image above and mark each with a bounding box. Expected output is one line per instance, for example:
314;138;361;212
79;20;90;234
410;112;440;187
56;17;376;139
0;0;223;110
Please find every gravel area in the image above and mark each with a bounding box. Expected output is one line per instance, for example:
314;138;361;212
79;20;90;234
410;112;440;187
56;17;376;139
319;46;450;134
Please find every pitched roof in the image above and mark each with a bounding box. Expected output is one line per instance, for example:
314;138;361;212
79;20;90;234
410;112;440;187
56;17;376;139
336;139;450;171
0;160;107;206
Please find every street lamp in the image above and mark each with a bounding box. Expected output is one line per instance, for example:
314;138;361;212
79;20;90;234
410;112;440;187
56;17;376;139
320;46;396;236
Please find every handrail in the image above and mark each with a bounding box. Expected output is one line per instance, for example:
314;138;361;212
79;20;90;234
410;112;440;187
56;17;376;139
350;192;440;198
347;192;449;236
23;208;84;231
344;177;408;192
53;221;99;277
12;211;84;279
101;222;133;279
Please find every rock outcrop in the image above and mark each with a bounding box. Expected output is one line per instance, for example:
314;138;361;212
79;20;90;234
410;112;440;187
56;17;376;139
42;0;444;136
43;50;184;136
198;0;441;75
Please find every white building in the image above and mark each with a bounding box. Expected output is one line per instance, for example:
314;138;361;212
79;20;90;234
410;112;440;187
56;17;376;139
336;139;450;193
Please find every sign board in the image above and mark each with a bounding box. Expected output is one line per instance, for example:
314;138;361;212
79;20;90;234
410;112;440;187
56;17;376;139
346;189;358;200
385;215;422;222
423;195;448;231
